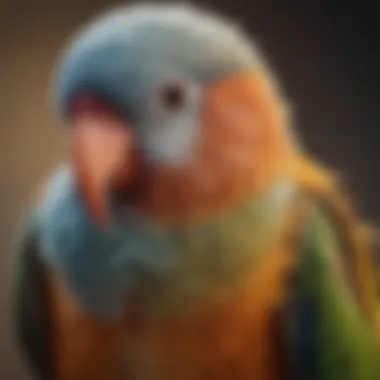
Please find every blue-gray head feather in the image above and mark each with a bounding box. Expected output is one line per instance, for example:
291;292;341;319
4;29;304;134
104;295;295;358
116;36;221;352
56;3;263;123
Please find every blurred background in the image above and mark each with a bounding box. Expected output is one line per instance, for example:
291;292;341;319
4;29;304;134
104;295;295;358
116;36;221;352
0;0;379;378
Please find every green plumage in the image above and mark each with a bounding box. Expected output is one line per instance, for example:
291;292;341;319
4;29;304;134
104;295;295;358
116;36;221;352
289;203;380;379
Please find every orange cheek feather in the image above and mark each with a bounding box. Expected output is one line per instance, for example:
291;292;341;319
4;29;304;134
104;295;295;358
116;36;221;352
140;71;296;224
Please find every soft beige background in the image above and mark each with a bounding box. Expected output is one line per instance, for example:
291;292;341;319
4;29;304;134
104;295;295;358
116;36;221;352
1;0;379;379
0;1;118;378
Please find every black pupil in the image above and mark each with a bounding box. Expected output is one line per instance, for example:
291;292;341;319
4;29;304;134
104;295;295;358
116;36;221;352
161;83;185;111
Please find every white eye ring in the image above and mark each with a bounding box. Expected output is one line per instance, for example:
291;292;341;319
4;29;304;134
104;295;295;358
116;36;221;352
152;77;201;115
159;80;186;112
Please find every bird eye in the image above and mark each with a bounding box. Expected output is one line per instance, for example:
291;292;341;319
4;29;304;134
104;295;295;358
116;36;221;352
159;82;186;112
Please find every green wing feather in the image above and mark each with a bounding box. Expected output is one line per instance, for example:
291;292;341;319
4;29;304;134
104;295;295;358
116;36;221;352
12;213;55;380
290;201;380;380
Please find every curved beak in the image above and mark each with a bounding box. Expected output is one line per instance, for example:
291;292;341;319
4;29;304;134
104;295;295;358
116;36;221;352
69;100;136;225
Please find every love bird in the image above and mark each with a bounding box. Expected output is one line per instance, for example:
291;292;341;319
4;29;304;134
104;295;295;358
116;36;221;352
12;4;380;380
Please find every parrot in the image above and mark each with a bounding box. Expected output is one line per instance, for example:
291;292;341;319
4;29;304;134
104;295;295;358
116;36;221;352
11;3;380;380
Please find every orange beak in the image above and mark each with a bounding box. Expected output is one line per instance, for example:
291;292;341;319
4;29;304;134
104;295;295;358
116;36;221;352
69;97;136;225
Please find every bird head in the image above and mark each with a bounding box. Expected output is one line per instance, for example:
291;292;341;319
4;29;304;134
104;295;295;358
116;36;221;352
56;4;296;226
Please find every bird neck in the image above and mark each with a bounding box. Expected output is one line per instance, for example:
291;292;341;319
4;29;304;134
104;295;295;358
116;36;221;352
38;167;296;318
